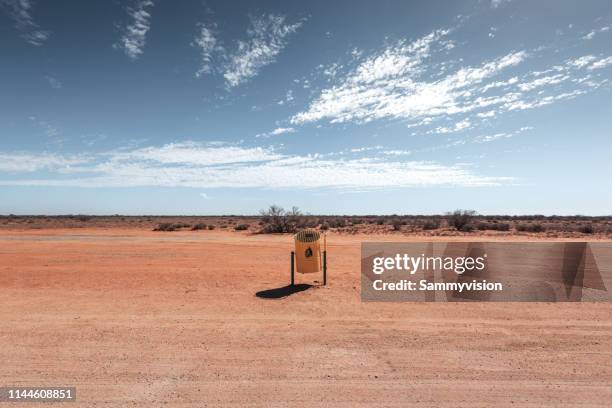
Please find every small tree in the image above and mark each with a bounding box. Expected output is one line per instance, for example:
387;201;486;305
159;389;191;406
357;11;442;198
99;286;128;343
448;210;476;232
392;219;403;231
259;205;303;233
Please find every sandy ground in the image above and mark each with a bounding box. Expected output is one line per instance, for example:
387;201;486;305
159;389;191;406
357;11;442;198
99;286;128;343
1;228;611;407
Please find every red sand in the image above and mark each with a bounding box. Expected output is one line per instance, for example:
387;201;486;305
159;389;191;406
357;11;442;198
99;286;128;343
1;228;611;407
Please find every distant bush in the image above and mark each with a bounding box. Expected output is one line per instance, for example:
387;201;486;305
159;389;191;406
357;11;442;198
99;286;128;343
517;223;546;233
191;223;206;230
476;222;511;231
320;223;329;231
422;219;440;230
376;218;385;225
392;219;403;231
259;205;303;233
77;215;91;222
494;222;511;231
579;224;594;234
154;223;176;232
220;224;228;229
328;218;347;228
234;224;249;231
207;225;215;230
448;210;476;232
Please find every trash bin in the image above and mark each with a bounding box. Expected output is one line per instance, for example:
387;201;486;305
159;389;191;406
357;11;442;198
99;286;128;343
294;229;322;274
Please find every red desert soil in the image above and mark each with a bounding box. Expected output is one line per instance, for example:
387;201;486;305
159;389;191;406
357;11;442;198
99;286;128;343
1;228;611;407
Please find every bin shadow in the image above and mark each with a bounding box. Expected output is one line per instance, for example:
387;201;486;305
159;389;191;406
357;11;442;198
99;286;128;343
255;284;312;299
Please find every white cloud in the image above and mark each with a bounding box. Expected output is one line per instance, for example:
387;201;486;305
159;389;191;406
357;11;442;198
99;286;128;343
583;26;611;40
271;127;295;135
431;118;472;134
45;75;62;89
0;152;89;172
110;142;282;165
588;56;612;70
568;55;597;68
277;90;294;105
517;74;569;92
583;31;596;40
200;192;211;200
223;14;302;88
290;26;526;126
473;126;533;143
0;0;50;45
0;143;509;188
115;0;154;60
491;0;512;8
193;23;221;77
256;127;296;138
290;28;610;133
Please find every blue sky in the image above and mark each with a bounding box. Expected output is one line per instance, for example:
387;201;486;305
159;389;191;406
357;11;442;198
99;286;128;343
1;0;611;215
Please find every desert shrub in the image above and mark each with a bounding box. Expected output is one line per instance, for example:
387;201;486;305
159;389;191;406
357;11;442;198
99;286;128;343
422;219;440;230
220;224;228;229
476;222;511;231
476;222;489;231
376;218;385;225
448;210;476;231
494;222;511;231
517;223;546;232
352;218;363;225
328;217;347;228
77;215;91;222
579;224;594;234
392;219;403;231
191;223;206;230
207;225;215;230
320;223;329;231
259;205;303;233
298;217;318;229
234;224;249;231
154;223;176;232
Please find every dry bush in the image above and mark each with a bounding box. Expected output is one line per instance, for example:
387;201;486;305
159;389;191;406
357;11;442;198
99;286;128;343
422;219;440;230
517;223;546;232
259;205;303;233
448;210;476;232
392;219;403;231
154;223;176;232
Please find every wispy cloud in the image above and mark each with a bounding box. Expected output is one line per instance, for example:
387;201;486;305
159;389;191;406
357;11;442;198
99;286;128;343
115;0;154;60
193;23;222;77
0;142;508;188
256;127;296;138
583;26;610;40
290;27;611;133
588;56;612;70
0;152;88;172
223;14;302;88
45;75;62;89
0;0;50;45
291;28;526;125
491;0;513;8
473;126;533;143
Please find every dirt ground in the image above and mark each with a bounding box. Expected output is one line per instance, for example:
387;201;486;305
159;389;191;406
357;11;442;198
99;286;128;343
1;228;611;407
